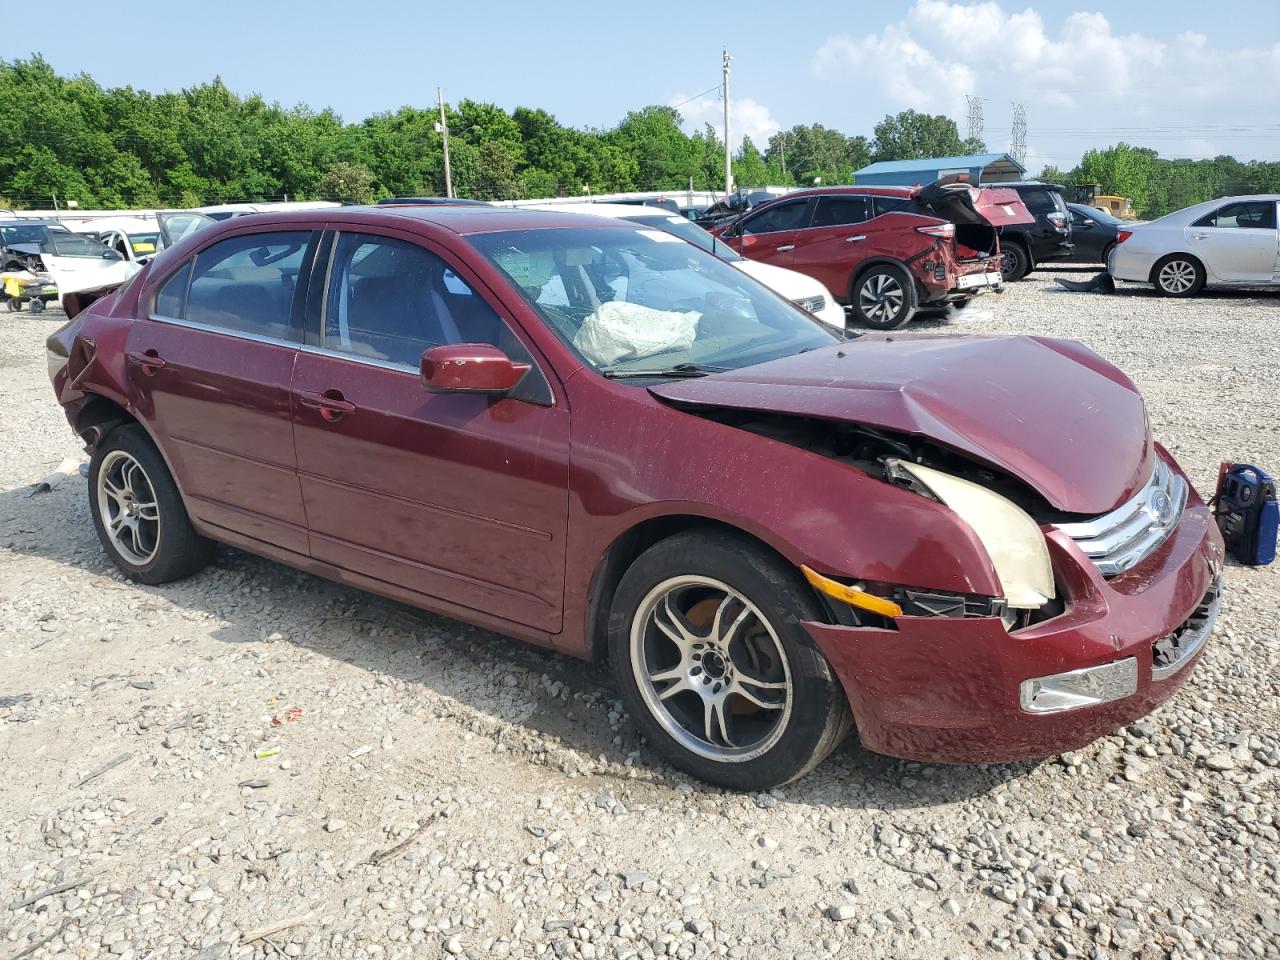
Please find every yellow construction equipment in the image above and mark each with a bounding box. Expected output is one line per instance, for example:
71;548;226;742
1072;183;1137;220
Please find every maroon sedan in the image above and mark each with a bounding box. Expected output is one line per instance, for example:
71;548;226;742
47;206;1224;789
714;180;1034;329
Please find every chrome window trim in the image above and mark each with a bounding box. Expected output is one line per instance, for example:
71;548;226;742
299;342;419;375
146;313;300;350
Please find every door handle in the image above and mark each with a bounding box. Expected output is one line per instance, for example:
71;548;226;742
1191;233;1209;240
125;350;166;376
298;390;357;423
845;235;867;243
776;244;795;252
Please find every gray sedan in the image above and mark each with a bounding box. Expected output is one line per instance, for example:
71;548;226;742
1108;195;1279;296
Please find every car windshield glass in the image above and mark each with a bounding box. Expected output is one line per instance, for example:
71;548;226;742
468;225;838;378
1;224;52;247
49;231;107;257
624;214;743;261
129;232;161;254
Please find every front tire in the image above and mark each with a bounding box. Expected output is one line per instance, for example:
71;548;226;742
851;265;917;330
89;425;214;584
1151;254;1205;297
608;530;852;789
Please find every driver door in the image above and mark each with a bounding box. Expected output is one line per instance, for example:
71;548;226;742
722;197;814;267
290;227;571;633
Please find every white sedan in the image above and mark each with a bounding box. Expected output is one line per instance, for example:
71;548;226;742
529;202;848;331
1108;194;1279;296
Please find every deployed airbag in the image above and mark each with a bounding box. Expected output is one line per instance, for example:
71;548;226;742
573;301;700;365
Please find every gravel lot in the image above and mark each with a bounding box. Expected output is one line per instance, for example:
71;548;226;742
1;272;1278;960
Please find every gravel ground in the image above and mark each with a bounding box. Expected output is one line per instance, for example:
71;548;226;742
1;272;1278;960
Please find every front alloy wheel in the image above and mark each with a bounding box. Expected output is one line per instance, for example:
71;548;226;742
632;576;792;763
609;530;853;789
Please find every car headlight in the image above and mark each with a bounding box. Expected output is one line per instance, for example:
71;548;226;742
886;459;1055;610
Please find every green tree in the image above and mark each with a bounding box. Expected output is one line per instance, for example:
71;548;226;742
870;110;974;162
318;161;375;203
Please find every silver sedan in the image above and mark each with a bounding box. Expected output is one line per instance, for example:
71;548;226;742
1108;195;1279;296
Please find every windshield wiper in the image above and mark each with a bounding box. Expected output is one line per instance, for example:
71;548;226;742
601;362;721;380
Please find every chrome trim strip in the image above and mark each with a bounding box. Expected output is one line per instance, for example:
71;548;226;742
1152;577;1222;681
147;314;300;350
298;343;418;375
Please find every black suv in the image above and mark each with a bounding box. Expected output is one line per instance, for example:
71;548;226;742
993;182;1072;280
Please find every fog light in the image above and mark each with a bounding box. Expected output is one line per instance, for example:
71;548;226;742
1019;658;1138;714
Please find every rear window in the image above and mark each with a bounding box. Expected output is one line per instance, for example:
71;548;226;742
1022;190;1058;214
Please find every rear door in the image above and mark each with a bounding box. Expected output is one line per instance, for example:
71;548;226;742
787;195;880;295
722;197;814;267
1185;200;1279;282
125;228;316;554
290;226;570;633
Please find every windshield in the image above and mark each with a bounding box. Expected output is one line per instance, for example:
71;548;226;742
624;214;743;262
1;224;52;247
128;232;161;255
468;225;837;377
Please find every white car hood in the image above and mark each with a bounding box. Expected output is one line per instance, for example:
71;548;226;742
733;258;826;300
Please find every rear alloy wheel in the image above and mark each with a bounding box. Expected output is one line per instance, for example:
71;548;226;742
609;530;852;789
851;265;917;330
89;425;215;584
1151;254;1205;297
998;242;1031;281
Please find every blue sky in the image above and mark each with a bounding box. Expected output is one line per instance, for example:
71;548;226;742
16;0;1280;170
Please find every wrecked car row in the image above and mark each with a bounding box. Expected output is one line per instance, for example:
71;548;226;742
47;203;1227;789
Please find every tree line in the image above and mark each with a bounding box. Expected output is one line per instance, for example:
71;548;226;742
1;56;1274;216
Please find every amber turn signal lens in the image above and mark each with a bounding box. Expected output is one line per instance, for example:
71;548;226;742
800;565;904;619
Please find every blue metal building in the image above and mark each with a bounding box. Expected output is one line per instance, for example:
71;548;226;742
853;153;1025;187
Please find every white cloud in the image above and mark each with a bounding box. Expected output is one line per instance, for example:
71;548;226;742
810;1;1280;167
669;93;781;149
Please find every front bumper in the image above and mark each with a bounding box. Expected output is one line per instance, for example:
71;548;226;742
803;499;1225;764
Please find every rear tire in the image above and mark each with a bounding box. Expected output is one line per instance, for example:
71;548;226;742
1151;254;1205;297
851;264;917;330
88;425;215;584
998;242;1031;281
608;530;852;790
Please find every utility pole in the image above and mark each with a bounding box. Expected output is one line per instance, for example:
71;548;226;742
722;48;733;198
438;87;454;199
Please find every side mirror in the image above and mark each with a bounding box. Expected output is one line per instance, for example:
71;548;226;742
420;343;530;395
102;249;124;261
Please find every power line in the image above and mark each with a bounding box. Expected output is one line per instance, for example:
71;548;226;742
670;85;721;111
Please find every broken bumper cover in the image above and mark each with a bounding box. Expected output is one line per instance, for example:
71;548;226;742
803;501;1225;764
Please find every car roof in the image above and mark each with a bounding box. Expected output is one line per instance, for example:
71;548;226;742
201;204;635;237
1003;181;1065;192
781;186;915;199
524;202;684;220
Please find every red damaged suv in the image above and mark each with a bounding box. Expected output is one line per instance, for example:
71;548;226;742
47;206;1223;789
714;179;1033;329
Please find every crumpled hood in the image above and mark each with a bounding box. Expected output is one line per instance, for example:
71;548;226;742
650;334;1154;515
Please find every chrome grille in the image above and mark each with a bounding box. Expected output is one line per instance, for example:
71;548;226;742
1056;458;1187;576
793;294;826;314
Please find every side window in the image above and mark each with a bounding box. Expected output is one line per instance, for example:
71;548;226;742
324;233;511;368
1193;201;1277;229
1069;209;1090;227
811;196;869;228
873;196;909;217
741;199;811;235
175;231;311;341
153;260;192;318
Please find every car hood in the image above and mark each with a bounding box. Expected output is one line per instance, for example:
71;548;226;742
733;259;823;298
650;334;1153;515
